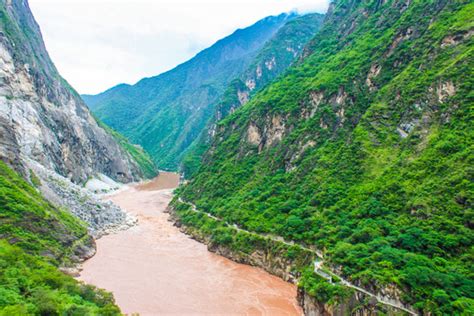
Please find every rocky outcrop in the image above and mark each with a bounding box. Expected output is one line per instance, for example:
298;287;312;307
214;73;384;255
436;80;456;103
365;64;381;91
237;89;250;105
0;0;143;184
297;288;377;316
59;234;97;276
297;288;410;316
245;114;287;151
0;1;143;247
440;29;473;48
27;159;137;238
246;122;262;146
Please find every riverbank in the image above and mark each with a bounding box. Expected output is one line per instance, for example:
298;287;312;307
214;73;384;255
169;198;416;316
78;173;301;315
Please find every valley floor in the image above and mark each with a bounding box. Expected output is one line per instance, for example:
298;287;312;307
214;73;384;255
77;173;301;315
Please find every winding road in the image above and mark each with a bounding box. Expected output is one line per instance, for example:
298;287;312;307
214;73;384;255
178;198;418;316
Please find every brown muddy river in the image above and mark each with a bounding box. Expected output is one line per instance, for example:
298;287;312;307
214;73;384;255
78;172;301;315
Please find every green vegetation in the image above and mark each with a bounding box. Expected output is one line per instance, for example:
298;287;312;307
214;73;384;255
299;269;353;306
28;170;41;188
0;161;88;263
0;241;120;315
85;13;323;171
0;161;120;314
172;199;316;274
178;0;474;314
182;13;325;177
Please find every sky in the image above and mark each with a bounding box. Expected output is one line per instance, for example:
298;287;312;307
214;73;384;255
29;0;329;95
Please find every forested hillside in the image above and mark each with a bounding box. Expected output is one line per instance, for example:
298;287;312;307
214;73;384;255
176;0;474;314
182;13;325;176
84;13;294;170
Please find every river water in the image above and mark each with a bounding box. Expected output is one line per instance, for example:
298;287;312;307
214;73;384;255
78;173;301;315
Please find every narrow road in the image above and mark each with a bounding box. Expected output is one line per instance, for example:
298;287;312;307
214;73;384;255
178;198;418;316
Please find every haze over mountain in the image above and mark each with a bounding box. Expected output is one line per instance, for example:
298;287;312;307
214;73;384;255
182;12;325;176
84;12;324;170
28;0;329;94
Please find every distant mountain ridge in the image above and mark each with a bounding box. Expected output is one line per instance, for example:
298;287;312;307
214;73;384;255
84;12;324;170
181;12;325;176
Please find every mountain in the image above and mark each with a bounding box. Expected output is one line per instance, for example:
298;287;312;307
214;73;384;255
84;12;323;170
0;0;155;183
0;0;157;237
0;0;156;231
0;1;153;313
181;13;325;176
174;0;474;314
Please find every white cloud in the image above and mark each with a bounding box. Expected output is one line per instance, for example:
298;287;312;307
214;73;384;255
29;0;329;94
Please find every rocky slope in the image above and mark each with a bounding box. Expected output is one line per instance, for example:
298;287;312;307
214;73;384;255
0;0;156;238
0;2;144;313
177;0;474;314
0;0;149;184
27;158;137;238
84;12;323;170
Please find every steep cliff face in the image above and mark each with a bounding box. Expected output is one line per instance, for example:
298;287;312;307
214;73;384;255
182;13;325;176
216;13;325;120
0;0;144;183
179;0;473;314
84;13;303;170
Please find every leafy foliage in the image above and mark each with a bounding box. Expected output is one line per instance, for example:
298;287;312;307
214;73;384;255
0;161;88;263
0;161;120;314
179;0;474;313
299;268;353;306
0;241;120;315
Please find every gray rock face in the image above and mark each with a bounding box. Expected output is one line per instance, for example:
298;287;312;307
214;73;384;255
0;0;144;242
28;159;137;238
0;0;143;184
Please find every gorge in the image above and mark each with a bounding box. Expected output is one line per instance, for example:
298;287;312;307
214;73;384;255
78;173;302;315
1;0;473;315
